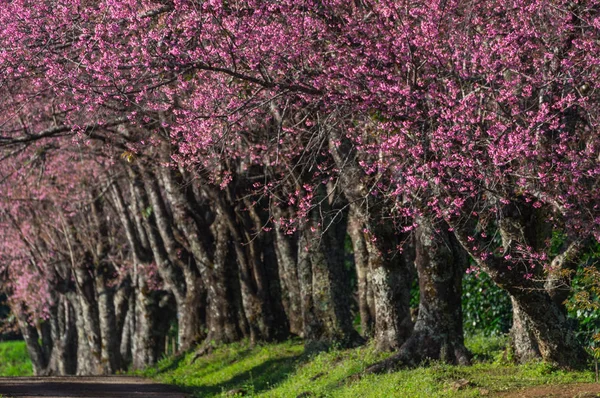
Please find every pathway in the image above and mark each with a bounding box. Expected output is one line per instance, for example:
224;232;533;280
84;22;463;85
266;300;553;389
0;376;187;398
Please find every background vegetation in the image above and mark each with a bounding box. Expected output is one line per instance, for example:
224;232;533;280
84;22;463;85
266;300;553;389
0;341;32;377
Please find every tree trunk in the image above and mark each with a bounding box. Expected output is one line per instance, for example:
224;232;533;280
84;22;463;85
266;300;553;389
347;209;374;338
71;296;101;375
193;213;244;360
367;218;470;373
47;296;78;375
509;240;585;364
365;223;414;352
73;258;105;375
130;273;170;370
15;303;51;376
508;286;585;368
327;128;412;351
95;271;121;373
120;297;133;368
509;297;541;363
205;211;243;344
176;274;206;350
297;193;364;350
448;205;588;369
212;191;289;343
272;207;303;337
137;166;205;350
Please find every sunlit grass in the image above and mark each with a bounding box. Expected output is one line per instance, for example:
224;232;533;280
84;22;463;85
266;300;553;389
0;340;32;376
138;335;595;397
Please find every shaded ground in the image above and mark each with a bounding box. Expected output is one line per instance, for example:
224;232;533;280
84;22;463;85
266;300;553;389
0;376;188;398
496;383;600;397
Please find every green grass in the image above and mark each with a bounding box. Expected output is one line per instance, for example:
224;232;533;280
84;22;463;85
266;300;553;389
137;335;596;397
0;340;32;376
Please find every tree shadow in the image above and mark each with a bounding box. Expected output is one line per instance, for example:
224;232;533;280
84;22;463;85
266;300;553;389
153;347;254;378
153;352;189;374
185;352;306;396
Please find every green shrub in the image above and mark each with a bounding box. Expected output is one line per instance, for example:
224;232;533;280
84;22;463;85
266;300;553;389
462;271;512;336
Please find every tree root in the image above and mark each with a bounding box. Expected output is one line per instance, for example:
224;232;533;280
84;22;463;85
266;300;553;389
190;341;215;363
361;331;471;376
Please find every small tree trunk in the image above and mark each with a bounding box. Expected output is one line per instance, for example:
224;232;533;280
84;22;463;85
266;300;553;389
508;287;585;368
509;240;584;364
96;271;121;373
273;224;304;337
193;214;244;359
130;273;163;370
73;260;105;375
327;128;412;351
215;194;289;343
138;166;206;350
45;295;77;375
347;210;374;338
71;296;101;375
15;303;51;376
177;272;206;350
120;300;133;367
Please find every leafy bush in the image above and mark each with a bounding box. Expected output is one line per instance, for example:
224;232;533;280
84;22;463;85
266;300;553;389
565;241;600;355
462;271;512;336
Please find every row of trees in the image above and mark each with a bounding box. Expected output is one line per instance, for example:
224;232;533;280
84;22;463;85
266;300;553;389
0;0;599;375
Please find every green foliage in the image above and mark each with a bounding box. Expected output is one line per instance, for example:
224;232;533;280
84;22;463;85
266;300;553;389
140;338;594;397
410;278;419;309
462;271;512;336
141;206;153;219
565;241;600;355
0;341;33;376
464;333;508;362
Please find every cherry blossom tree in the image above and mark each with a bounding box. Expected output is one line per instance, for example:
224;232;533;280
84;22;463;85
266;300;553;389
0;0;599;373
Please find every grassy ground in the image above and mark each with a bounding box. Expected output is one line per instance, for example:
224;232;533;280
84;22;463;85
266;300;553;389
137;335;596;397
0;340;32;377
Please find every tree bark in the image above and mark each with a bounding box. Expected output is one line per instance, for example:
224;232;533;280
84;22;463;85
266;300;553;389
48;296;78;375
205;211;243;344
15;303;51;375
448;203;588;369
509;296;541;363
365;222;414;352
211;189;289;343
347;209;374;339
130;274;160;370
135;166;206;350
328;127;413;351
296;187;363;350
272;207;304;337
70;296;101;375
366;218;470;373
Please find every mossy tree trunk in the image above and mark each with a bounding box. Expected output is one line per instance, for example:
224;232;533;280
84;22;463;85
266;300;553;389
328;127;413;351
448;201;588;369
297;184;364;350
347;208;375;338
366;217;470;373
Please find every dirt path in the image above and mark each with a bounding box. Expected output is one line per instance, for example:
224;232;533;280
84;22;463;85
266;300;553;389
494;382;600;397
0;376;188;398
